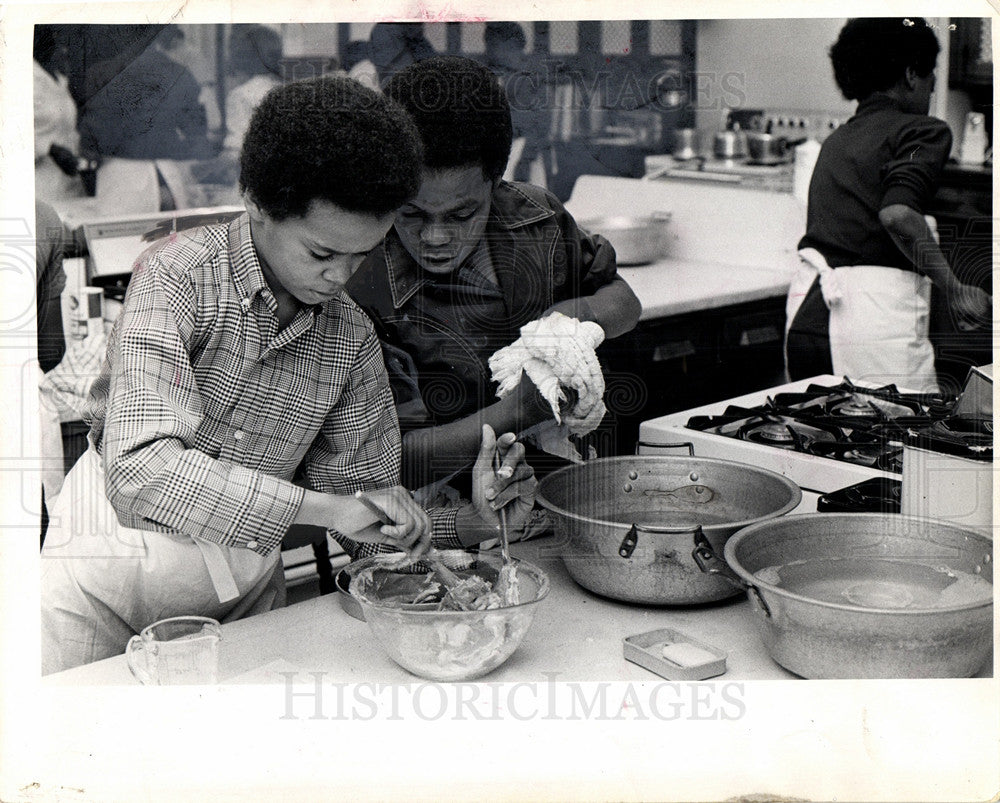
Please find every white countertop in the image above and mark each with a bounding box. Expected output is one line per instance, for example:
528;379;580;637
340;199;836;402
43;534;993;686
619;258;792;320
46;537;800;686
565;175;804;320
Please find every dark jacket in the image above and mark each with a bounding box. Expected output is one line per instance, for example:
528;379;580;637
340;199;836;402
346;180;619;428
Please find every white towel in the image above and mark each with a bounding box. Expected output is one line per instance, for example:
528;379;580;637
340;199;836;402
489;312;608;461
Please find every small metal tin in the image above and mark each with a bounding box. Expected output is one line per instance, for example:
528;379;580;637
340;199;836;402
623;628;727;681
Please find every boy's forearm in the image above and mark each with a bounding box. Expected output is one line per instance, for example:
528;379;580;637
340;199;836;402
545;278;642;338
401;390;549;490
879;204;960;293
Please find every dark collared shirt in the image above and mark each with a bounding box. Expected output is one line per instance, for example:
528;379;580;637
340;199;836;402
798;94;952;271
346;180;619;430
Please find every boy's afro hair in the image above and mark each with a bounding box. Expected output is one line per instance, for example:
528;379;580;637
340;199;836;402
239;75;423;219
385;55;513;182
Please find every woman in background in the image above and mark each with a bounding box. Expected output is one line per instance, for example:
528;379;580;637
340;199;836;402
785;17;990;392
76;25;212;213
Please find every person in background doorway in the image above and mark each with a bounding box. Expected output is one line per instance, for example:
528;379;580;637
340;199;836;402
785;17;991;392
223;25;284;153
40;76;537;674
347;56;641;505
157;24;222;136
193;24;284;194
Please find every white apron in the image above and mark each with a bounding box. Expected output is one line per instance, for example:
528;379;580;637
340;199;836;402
785;247;939;393
41;448;284;674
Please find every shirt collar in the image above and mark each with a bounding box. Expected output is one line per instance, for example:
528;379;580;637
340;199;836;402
488;180;553;230
227;213;270;305
384;181;555;309
854;94;907;117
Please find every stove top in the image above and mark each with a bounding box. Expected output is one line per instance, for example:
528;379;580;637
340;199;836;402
684;379;954;472
638;375;985;495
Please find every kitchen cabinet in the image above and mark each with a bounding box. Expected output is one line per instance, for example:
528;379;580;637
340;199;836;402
597;296;788;456
949;18;993;89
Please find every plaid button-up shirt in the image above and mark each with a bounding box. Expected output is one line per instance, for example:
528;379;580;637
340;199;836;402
86;214;459;558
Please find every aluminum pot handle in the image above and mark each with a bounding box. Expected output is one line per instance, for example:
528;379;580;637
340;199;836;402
619;522;704;558
691;530;771;618
634;440;694;456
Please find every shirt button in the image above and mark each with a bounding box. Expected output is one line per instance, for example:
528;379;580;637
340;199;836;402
233;430;244;440
246;540;258;550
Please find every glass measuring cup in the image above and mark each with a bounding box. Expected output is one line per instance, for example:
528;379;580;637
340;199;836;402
126;616;221;685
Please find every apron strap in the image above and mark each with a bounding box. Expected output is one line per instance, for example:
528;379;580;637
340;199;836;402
798;247;843;307
192;538;242;604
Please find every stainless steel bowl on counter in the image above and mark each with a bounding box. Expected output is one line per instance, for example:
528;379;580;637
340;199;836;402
578;213;673;266
696;513;994;679
536;455;802;605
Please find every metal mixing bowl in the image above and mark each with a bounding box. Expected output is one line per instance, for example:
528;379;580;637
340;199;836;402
536;455;801;605
718;513;994;678
578;213;673;265
350;550;550;681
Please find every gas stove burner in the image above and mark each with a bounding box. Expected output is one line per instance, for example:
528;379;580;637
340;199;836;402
748;422;796;445
817;478;902;513
911;416;994;458
832;394;881;417
933;416;992;437
829;393;922;420
676;377;961;476
739;418;838;451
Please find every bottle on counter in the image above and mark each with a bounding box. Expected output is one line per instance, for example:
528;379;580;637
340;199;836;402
958;112;988;166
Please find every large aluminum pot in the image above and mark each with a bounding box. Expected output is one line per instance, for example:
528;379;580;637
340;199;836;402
578;213;672;266
705;513;994;679
536;455;802;604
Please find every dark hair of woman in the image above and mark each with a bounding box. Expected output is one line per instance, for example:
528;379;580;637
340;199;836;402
384;55;513;182
830;17;940;101
239;75;423;219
